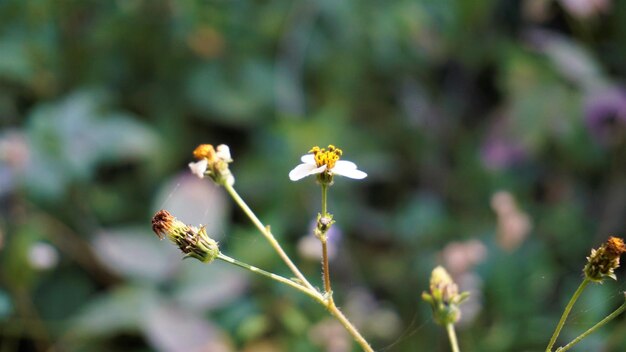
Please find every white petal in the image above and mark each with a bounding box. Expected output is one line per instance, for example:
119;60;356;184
289;163;326;181
332;162;367;179
188;159;208;179
301;154;315;163
216;144;232;162
333;160;357;170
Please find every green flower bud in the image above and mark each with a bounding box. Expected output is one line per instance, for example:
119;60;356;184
422;266;470;326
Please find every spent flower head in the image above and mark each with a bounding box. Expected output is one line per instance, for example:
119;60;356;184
422;266;470;325
584;236;626;283
289;145;367;184
151;209;220;263
188;144;234;186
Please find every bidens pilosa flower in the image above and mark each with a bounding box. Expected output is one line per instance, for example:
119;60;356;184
152;209;220;263
188;144;234;186
289;145;367;184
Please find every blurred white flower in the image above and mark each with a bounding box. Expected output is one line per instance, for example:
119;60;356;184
491;191;532;251
188;159;208;179
559;0;610;19
28;242;59;270
289;145;367;181
441;240;487;276
215;144;232;162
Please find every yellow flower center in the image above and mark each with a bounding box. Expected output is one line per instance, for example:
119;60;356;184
193;144;216;161
309;145;343;170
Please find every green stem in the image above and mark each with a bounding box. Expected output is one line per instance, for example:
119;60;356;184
217;253;323;302
222;182;372;351
321;183;328;216
320;184;332;296
556;298;626;352
327;301;374;352
446;323;460;352
223;183;317;293
546;278;591;351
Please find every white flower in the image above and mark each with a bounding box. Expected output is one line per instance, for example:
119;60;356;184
289;148;367;181
216;144;232;162
188;159;208;179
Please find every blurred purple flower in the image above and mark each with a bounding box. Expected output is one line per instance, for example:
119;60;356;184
0;130;30;196
297;220;342;261
559;0;611;19
481;138;527;171
584;86;626;145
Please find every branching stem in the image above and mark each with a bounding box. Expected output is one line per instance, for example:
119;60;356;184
546;278;590;351
223;183;317;293
556;298;626;352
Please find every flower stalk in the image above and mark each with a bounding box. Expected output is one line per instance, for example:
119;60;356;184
555;294;626;352
168;143;374;351
546;236;626;351
217;253;322;301
545;278;590;352
446;323;460;352
223;182;318;294
319;183;333;298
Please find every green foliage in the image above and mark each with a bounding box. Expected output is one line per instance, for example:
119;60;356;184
1;0;626;351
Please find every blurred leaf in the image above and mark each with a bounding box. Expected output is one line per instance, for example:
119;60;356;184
23;90;159;200
142;302;233;352
186;61;274;125
528;30;605;88
71;284;159;337
394;192;448;243
0;30;34;83
93;227;180;283
172;261;248;312
0;289;12;321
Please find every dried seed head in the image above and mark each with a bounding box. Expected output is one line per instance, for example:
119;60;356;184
151;210;220;263
584;236;626;283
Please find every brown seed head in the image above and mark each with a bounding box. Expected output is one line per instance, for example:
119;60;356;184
152;210;175;239
606;236;626;257
584;236;626;282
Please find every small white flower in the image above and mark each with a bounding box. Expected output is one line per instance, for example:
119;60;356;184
189;159;208;179
289;145;367;181
216;144;232;162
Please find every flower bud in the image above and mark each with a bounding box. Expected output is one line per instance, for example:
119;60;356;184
422;266;470;325
584;236;626;283
314;213;335;240
151;210;220;263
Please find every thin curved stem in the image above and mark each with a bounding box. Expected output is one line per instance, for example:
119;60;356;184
222;182;373;351
556;298;626;352
327;301;374;352
546;278;590;351
223;183;317;293
446;323;460;352
217;253;323;302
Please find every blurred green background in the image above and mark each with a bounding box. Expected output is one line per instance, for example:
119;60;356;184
2;0;626;351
